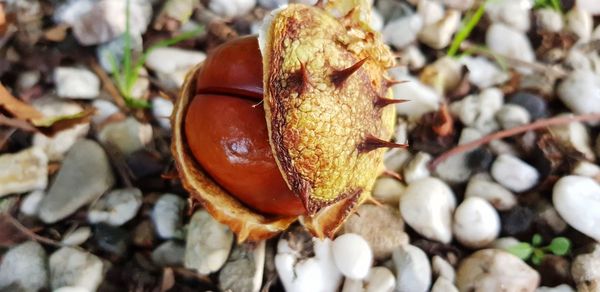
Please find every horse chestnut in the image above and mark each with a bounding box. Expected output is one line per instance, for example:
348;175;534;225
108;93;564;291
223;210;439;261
172;1;407;241
185;37;306;216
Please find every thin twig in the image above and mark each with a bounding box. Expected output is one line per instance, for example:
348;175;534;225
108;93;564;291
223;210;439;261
89;60;128;111
0;128;16;149
429;113;600;170
2;213;64;247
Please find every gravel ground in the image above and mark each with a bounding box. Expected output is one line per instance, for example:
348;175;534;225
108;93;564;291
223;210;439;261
0;0;600;291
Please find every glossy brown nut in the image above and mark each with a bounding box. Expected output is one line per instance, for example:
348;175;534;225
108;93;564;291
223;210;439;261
184;36;306;216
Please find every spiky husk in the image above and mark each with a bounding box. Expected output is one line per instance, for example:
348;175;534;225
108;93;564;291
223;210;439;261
261;3;396;235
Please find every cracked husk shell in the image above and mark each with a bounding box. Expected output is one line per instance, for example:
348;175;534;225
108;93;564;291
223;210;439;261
172;1;397;241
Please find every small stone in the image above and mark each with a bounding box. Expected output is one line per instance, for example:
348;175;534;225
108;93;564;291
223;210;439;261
403;152;431;184
417;0;444;26
32;98;90;161
398;45;427;70
431;277;459;292
432;255;455;283
332;233;373;280
372;177;405;205
88;188;143;226
392;244;432;292
537;284;575;292
553;175;600;241
16;70;41;92
536;202;568;234
382;14;423;49
536;8;564;32
98;117;153;155
376;0;414;22
449;88;503;134
126;149;165;179
442;0;474;11
465;173;517;211
91;99;120;125
20;190;45;216
456;249;540;292
566;8;593;43
400;177;456;244
0;241;48;291
152;193;185;239
496;104;531;130
184;210;234;275
38;140;115;223
54;67;100;99
486;0;531;32
66;0;152;45
501;206;535;236
53;287;91;292
453;197;501;249
365;267;396;292
219;241;265;292
152;96;174;130
435;127;484;183
208;0;256;18
492;237;521;250
549;115;595;161
491;154;539;192
145;47;206;89
152;241;185;267
276;236;342;292
460;56;509;88
418;10;461;49
61;227;92;246
258;0;287;9
389;70;441;121
486;23;535;69
558;70;600;116
571;244;600;292
49;247;105;291
93;223;129;256
0;147;48;197
578;0;600;15
344;204;408;260
420;56;463;95
508;92;548;120
572;160;600;177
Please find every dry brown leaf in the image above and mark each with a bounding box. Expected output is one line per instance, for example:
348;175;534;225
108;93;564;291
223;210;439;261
0;83;95;136
0;83;44;121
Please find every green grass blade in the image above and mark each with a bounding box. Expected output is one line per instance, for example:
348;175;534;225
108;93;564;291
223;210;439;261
447;1;487;57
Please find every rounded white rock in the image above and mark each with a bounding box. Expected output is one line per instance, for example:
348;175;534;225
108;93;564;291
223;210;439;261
400;177;456;244
553;175;600;241
332;233;373;280
453;197;501;248
491;154;539;192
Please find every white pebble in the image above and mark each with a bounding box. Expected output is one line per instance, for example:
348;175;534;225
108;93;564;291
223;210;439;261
549;116;595;160
0;147;48;198
553;175;600;241
91;100;120;125
400;177;456;244
558;70;600;117
566;8;593;43
389;70;441;121
431;277;459;292
54;67;100;99
453;197;501;248
61;227;92;246
486;23;535;71
578;0;600;15
372;177;405;205
465;174;517;211
432;255;455;283
496;104;531;130
152;96;174;130
332;233;373;280
418;10;461;49
402;152;431;183
572;160;600;177
491;154;539;192
536;8;564;32
393;245;432;292
20;190;45;216
382;15;423;49
208;0;256;18
88;188;143;226
460;56;509;88
152;193;186;239
486;0;531;32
